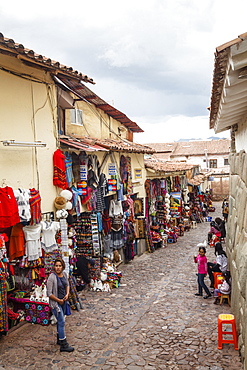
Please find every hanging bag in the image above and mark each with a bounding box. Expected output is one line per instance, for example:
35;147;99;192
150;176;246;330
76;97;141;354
6;274;15;291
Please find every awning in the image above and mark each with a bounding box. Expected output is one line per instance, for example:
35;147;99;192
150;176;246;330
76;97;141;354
59;137;108;152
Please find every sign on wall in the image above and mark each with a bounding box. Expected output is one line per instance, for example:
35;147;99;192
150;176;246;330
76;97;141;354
134;169;142;179
108;163;117;176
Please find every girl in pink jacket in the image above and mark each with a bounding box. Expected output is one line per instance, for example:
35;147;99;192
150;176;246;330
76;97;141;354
194;247;212;299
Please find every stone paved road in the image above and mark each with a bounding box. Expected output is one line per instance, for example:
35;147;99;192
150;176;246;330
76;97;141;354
0;203;243;369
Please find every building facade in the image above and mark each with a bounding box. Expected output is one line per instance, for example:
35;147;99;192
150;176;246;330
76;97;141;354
210;32;247;367
146;140;230;200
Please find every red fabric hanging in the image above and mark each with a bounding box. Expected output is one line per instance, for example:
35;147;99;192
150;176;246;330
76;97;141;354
0;187;20;228
29;188;42;225
53;149;68;189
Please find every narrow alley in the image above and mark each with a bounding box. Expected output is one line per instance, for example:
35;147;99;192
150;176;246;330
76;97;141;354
0;203;243;370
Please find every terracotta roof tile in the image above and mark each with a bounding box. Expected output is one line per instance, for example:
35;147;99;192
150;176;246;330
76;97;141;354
57;77;143;133
145;159;198;173
0;32;94;84
77;136;155;154
146;140;230;157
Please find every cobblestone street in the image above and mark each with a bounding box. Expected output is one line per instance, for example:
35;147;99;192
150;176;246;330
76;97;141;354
0;203;243;370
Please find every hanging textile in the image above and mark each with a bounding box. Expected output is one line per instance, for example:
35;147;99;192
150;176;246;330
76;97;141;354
64;152;74;188
123;219;135;261
102;210;111;235
8;223;25;262
0;186;20;228
40;221;60;252
109;200;123;217
0;234;8;334
29;188;42;225
14;188;31;222
68;274;83;311
53;149;68;189
120;155;127;194
23;224;42;261
126;156;133;194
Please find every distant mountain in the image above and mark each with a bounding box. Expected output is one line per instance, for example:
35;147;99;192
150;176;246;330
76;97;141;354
177;138;202;142
176;136;227;142
207;136;227;140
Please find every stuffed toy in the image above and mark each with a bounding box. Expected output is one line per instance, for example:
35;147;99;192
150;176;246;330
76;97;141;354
65;201;73;210
100;271;108;281
113;250;121;263
56;209;68;219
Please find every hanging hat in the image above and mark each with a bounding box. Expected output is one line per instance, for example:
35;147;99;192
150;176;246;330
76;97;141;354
65;201;73;210
60;189;73;201
54;196;67;210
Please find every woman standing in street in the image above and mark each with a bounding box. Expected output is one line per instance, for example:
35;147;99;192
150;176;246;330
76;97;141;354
47;257;74;352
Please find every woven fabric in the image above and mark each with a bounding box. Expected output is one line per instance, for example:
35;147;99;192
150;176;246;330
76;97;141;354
53;149;68;189
0;187;20;228
29;188;42;225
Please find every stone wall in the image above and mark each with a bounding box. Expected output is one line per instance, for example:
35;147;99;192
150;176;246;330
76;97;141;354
228;149;247;367
211;177;229;201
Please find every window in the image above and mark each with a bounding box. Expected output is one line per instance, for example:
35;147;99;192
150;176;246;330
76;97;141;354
70;109;83;125
209;159;217;168
58;107;65;135
224;158;229;165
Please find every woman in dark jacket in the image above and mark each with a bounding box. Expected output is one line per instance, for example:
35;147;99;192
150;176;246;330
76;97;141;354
215;217;226;238
47;257;74;352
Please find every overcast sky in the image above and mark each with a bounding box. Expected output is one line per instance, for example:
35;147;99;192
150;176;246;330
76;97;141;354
1;0;246;143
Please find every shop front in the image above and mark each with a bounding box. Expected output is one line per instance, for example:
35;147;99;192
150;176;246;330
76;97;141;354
144;159;203;248
0;137;155;334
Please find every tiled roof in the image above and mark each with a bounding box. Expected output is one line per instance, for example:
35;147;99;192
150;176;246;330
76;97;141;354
0;32;94;84
209;32;247;129
146;139;230;157
82;137;155;154
145;159;198;173
61;135;155;154
59;136;108;152
57;77;144;133
188;174;208;186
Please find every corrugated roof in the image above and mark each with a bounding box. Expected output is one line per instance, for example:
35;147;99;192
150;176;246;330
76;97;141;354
146;139;230;157
59;136;108;152
0;32;94;84
81;137;155;154
58;77;144;133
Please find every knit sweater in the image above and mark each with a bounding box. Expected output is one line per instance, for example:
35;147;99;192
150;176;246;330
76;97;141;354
195;254;208;274
47;271;68;312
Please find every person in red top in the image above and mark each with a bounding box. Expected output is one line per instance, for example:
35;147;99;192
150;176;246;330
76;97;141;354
194;247;212;299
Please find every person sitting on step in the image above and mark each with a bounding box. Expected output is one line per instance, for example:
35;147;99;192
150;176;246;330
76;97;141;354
213;271;231;304
207;242;228;288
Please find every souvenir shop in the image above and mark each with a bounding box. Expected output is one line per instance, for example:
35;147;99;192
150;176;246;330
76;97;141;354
144;175;187;250
0;183;85;335
55;147;146;264
144;168;211;248
0;146;146;334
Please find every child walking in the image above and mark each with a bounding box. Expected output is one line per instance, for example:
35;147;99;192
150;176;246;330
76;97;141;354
194;246;212;299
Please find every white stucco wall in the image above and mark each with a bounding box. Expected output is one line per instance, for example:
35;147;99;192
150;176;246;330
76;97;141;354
235;115;247;153
172;154;229;173
0;55;58;212
65;99;128;140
